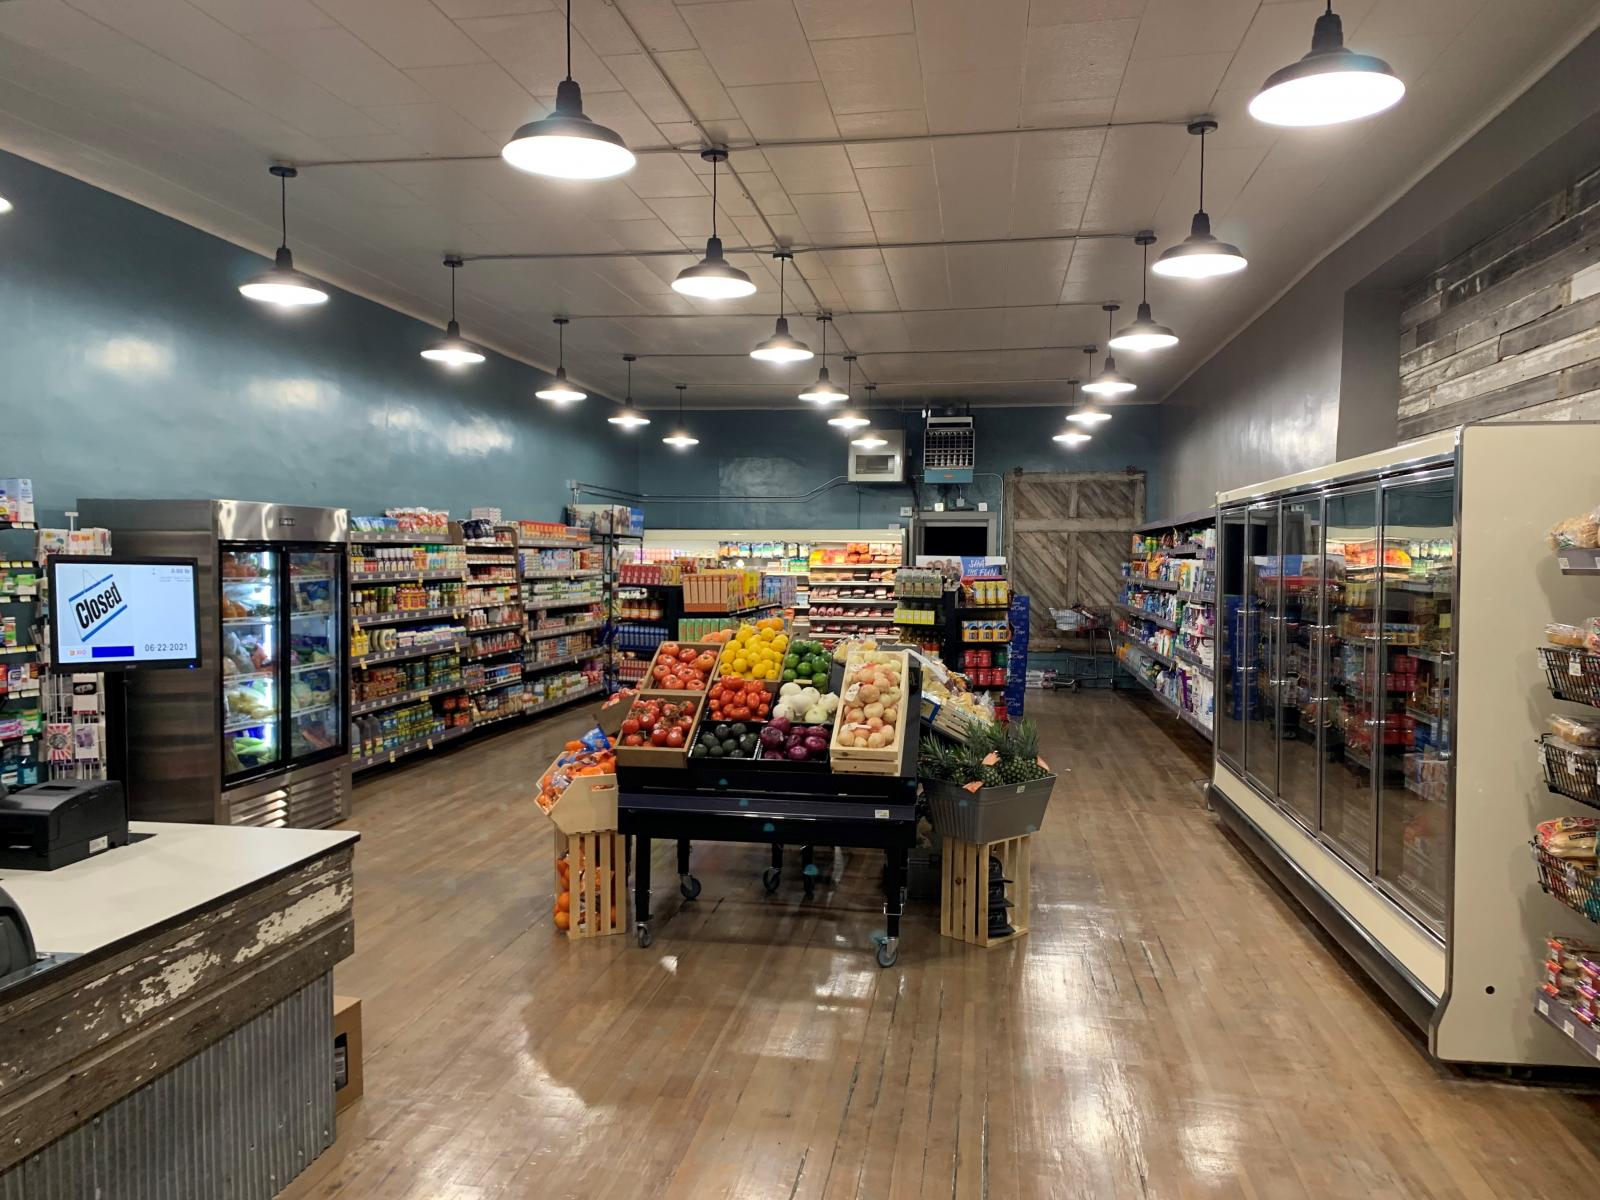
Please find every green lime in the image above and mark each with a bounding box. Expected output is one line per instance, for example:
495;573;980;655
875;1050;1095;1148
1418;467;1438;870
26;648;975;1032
784;653;799;668
782;668;797;681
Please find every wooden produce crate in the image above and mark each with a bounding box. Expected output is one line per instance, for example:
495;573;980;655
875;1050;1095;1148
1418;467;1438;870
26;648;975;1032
636;639;724;697
830;648;912;775
940;834;1030;948
544;767;619;835
614;691;707;768
554;828;628;939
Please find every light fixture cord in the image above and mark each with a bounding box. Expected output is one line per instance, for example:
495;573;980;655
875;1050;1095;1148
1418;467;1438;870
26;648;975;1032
558;320;564;367
777;254;786;319
449;262;457;321
626;356;632;398
1140;240;1149;304
566;0;573;82
820;316;828;362
279;171;288;250
1198;125;1206;213
677;385;685;420
710;156;718;239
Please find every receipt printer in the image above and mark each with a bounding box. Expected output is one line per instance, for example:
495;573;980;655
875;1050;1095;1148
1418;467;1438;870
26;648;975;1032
0;779;129;870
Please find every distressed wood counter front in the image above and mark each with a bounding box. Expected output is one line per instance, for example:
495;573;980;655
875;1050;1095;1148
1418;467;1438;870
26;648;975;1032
0;821;358;1196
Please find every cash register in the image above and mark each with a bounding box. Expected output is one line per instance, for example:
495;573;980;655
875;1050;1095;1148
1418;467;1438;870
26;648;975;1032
0;779;129;871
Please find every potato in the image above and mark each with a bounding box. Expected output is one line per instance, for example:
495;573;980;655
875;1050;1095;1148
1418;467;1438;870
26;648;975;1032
867;716;884;731
863;702;884;720
880;723;896;741
867;730;889;748
858;684;880;704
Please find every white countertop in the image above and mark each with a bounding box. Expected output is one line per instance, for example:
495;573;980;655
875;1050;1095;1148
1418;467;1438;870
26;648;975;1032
1;821;358;956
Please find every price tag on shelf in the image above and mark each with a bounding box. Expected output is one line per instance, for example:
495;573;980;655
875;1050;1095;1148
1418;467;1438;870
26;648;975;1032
426;739;434;751
1564;1019;1577;1038
1571;652;1584;678
1538;998;1550;1016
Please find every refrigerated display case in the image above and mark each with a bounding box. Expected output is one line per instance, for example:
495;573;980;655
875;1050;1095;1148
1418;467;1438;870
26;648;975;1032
1210;424;1600;1068
77;499;350;827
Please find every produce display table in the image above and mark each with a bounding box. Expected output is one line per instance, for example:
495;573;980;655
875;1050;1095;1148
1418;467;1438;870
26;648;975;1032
617;710;921;967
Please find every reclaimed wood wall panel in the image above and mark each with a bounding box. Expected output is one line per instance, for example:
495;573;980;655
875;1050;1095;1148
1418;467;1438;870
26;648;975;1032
1399;163;1600;438
1004;471;1144;649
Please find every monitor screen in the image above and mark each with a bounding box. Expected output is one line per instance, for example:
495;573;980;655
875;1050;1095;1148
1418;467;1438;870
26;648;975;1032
48;556;201;672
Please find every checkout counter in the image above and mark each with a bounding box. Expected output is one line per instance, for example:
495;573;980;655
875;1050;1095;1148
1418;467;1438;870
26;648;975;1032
0;817;358;1198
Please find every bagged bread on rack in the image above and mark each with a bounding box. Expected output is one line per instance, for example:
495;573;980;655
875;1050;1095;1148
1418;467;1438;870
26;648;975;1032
1547;510;1600;550
1546;623;1587;648
1550;715;1600;748
1536;816;1599;860
1587;618;1600;653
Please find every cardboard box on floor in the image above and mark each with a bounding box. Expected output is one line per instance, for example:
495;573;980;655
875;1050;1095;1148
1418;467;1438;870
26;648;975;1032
333;994;363;1114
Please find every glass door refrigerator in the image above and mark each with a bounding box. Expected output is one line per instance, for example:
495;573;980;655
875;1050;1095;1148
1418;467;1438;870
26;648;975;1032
1209;423;1600;1069
77;499;350;828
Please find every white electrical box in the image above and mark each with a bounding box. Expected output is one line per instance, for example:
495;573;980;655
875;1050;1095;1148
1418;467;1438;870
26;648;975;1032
847;429;906;482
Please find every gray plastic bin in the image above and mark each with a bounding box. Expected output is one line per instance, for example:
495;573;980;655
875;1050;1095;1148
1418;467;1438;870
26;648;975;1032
924;774;1055;842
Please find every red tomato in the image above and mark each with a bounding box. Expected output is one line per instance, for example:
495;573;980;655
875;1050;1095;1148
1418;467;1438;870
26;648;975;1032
694;652;717;673
650;728;670;747
665;727;685;748
663;676;684;690
659;642;680;657
731;705;750;721
623;733;644;746
620;718;640;736
651;664;669;681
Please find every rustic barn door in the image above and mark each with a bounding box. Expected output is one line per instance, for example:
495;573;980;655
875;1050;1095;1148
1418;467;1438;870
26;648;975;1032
1004;469;1145;649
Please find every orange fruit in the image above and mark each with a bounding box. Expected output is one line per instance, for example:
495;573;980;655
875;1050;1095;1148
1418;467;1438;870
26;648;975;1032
554;910;571;930
556;891;570;913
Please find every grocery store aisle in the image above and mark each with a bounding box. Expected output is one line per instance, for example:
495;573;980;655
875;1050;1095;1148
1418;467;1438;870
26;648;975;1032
281;690;1600;1200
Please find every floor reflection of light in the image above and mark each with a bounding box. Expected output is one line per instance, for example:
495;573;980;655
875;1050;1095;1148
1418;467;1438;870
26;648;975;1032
1181;1110;1241;1182
659;954;678;974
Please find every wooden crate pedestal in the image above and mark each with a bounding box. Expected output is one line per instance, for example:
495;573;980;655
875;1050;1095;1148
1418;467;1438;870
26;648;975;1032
555;829;628;939
940;835;1030;947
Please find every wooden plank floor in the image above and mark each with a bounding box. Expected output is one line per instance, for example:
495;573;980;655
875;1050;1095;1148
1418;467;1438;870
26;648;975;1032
281;689;1600;1200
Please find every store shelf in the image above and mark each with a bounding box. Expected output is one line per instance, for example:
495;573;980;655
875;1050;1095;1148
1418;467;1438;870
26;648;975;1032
351;569;465;584
289;609;337;621
464;598;520;610
1179;706;1214;738
1534;991;1600;1061
0;521;36;531
351;679;466;715
289;575;333;584
466;619;525;634
466;674;523;696
809;614;896;623
522;568;602;580
352;605;465;627
526;647;604;673
518;539;593;550
289;659;336;675
1176;590;1215;604
350;530;458;545
522;683;604;715
1174;646;1213;674
806;596;894;605
467;557;519;566
222;715;273;733
289;702;337;720
1124;577;1180;592
527;620;604;641
1116;603;1178;632
465;643;524;661
0;645;40;656
352;639;465;669
1556;548;1600;575
222;615;272;626
352;722;473;770
524;596;603;610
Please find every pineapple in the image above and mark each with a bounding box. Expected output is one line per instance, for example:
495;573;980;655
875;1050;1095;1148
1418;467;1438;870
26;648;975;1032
997;719;1048;784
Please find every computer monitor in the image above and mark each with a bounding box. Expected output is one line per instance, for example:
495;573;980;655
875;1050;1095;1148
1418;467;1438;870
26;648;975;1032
47;556;201;672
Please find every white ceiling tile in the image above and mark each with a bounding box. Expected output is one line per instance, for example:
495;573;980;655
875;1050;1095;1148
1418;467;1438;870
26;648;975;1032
855;161;938;212
1077;123;1186;228
812;34;924;114
603;53;694;124
727;81;839;140
317;131;428;158
1019;97;1117;126
765;145;856;195
794;0;915;40
571;87;668;150
835;110;929;147
363;102;500;155
1131;0;1259;59
792;191;873;234
870;209;945;243
677;1;817;88
914;0;1028;74
845;139;932;172
731;169;797;215
611;0;699;52
251;28;434;108
1111;51;1230;121
1029;0;1147;22
924;68;1021;133
652;49;740;120
595;216;694;251
643;193;720;236
624;151;712;197
1021;18;1138;104
1352;0;1482;40
403;62;539;133
568;0;641;55
314;0;489;68
0;1;130;52
814;247;884;270
432;0;554;17
456;12;620;92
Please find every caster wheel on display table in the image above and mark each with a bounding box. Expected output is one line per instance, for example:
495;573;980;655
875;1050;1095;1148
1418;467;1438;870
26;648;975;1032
679;875;702;901
875;937;899;968
762;867;782;894
636;923;653;948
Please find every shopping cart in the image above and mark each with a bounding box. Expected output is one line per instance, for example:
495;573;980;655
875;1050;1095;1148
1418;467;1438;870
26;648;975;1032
1049;607;1116;692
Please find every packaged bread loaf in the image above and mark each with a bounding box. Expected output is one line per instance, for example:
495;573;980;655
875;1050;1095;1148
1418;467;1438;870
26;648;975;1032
1547;622;1587;648
1549;714;1600;748
1548;510;1600;550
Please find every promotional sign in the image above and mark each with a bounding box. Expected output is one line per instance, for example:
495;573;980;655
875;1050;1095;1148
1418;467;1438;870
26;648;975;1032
49;557;201;671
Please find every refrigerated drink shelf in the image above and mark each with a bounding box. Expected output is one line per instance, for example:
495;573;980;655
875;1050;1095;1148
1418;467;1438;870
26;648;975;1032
289;659;336;675
222;616;272;626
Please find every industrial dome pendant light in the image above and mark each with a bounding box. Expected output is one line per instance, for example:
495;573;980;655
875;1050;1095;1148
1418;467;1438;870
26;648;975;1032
799;314;848;403
607;353;651;429
240;165;329;308
661;384;699;448
1250;3;1404;128
750;249;813;363
0;194;13;214
501;1;635;179
852;384;888;449
1109;232;1179;352
535;317;587;403
827;356;870;428
1152;121;1248;280
1056;376;1094;444
673;148;756;300
1082;309;1137;399
1065;362;1112;427
420;256;486;366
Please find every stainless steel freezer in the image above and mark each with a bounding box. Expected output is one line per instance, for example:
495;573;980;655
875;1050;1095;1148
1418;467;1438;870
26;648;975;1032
76;499;351;828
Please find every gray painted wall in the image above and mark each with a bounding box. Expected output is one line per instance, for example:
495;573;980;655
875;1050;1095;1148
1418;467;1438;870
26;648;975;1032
0;150;635;526
1152;29;1600;514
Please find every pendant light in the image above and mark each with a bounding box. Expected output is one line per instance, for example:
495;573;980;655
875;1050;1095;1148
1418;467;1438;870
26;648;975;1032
535;318;587;403
1250;3;1404;127
420;256;486;366
1082;309;1137;399
661;384;699;448
607;354;651;429
501;2;634;180
827;356;870;428
750;250;813;363
239;165;329;308
799;314;848;403
1109;232;1179;352
673;148;756;300
1054;426;1091;447
1065;364;1112;426
0;194;12;214
852;384;888;449
1152;120;1248;280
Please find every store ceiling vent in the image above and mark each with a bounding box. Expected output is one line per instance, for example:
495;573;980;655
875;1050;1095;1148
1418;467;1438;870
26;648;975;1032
847;429;906;483
923;416;975;483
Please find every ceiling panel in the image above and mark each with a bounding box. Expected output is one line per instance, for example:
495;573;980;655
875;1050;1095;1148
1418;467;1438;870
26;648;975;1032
0;0;1591;409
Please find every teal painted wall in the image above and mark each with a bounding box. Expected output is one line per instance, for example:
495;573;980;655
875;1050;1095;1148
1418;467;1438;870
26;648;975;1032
0;150;635;526
630;406;1165;529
